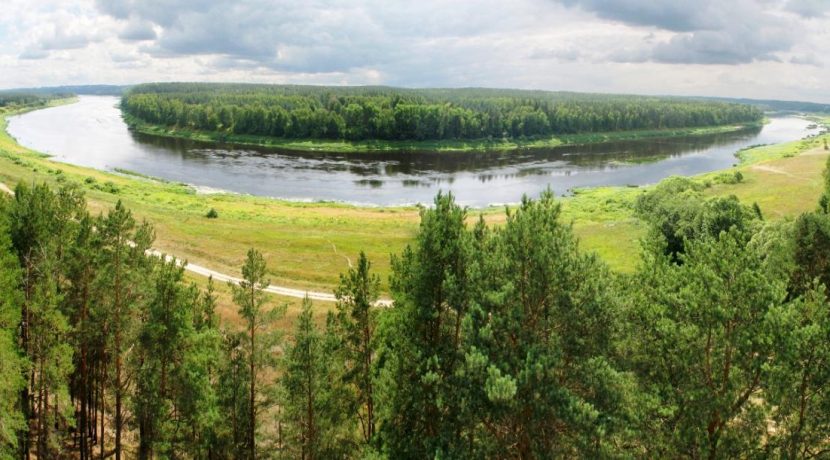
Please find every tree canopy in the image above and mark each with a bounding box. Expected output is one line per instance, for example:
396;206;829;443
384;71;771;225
121;83;763;143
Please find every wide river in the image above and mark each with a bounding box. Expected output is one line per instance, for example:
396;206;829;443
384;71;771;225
7;96;818;207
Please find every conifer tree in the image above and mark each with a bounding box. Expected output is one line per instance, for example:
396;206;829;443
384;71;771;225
96;200;154;460
765;285;830;457
332;252;380;445
283;297;327;460
378;192;474;458
462;191;634;457
229;248;284;459
0;197;25;459
627;227;785;457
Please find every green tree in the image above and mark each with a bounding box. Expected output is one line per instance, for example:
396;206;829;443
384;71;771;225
0;197;25;459
332;252;380;445
625;227;785;458
282;297;347;459
462;191;636;458
229;248;284;459
377;192;474;458
765;285;830;457
791;212;830;293
96;200;154;460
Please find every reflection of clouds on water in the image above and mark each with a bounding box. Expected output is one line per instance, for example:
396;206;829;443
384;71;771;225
7;96;815;207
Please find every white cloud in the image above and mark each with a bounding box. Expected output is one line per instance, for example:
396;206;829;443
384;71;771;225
0;0;826;103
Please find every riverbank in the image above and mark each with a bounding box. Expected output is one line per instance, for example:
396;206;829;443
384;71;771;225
124;112;762;153
1;101;827;302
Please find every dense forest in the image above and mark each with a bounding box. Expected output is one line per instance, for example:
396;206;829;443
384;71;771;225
0;93;68;110
121;83;763;142
3;158;830;458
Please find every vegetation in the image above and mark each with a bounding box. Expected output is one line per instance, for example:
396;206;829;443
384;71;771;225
0;93;69;110
4;166;830;457
0;95;829;459
121;83;763;150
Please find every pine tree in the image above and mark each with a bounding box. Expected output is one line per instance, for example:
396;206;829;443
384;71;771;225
765;285;830;457
96;200;154;460
0;197;26;459
332;252;380;445
378;192;474;458
229;248;284;459
462;191;633;457
7;183;84;459
627;227;785;457
65;214;99;460
283;297;326;460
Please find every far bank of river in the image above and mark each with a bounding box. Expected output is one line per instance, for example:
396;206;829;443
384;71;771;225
7;96;819;207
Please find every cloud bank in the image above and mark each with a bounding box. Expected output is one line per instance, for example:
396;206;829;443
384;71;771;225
0;0;828;103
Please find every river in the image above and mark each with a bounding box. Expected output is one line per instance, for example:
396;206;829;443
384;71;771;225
6;96;818;207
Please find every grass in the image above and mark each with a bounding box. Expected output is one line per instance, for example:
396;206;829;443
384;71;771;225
125;112;760;154
1;101;827;321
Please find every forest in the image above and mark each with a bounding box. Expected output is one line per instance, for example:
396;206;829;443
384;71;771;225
121;83;764;142
0;93;67;110
2;152;830;459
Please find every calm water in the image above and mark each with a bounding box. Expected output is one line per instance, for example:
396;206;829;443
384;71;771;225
7;96;818;207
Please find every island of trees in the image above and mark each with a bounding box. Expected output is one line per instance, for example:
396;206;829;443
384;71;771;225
3;151;830;457
121;83;763;144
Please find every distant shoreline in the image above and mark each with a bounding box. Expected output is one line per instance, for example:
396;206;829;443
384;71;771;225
123;112;762;154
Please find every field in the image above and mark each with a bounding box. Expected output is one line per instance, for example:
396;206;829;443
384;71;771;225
2;101;828;323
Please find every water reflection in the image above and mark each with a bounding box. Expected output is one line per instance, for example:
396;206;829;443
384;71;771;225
6;96;816;207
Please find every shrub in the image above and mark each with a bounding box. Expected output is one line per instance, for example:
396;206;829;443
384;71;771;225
205;208;219;219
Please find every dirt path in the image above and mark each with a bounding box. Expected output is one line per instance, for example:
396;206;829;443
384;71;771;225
749;164;798;178
0;181;392;306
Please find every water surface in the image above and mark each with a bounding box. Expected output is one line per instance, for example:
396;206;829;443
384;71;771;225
7;96;817;207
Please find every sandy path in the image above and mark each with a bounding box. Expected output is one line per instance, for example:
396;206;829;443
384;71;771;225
0;181;392;306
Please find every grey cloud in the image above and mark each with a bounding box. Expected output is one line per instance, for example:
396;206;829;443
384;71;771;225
19;48;50;60
39;30;94;50
94;0;537;74
790;54;823;66
119;19;156;41
554;0;801;65
556;0;722;31
651;23;796;65
786;0;830;17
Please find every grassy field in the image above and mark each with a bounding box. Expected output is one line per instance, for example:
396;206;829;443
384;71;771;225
2;101;827;323
126;112;760;153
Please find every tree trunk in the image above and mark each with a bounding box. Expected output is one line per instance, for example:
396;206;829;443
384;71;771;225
249;284;257;460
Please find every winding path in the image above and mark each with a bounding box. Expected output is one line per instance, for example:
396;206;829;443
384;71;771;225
1;181;393;306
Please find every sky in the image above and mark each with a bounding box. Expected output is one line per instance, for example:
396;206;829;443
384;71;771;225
2;0;829;102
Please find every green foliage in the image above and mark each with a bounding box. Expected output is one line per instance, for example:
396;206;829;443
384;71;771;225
122;83;762;143
625;226;787;457
133;256;224;458
378;192;474;458
206;207;219;219
6;157;830;459
461;191;636;457
635;177;757;260
332;251;381;445
0;197;25;459
229;248;286;459
281;297;354;459
791;212;830;293
765;285;830;457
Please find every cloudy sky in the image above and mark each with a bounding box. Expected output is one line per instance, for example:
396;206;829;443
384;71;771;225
2;0;829;102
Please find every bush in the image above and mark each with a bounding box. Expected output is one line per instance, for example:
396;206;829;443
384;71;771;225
205;208;219;219
84;176;96;184
94;181;120;194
